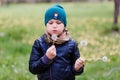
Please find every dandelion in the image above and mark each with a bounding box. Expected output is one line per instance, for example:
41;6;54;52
84;56;108;62
80;39;88;46
51;34;58;41
102;56;108;62
51;34;58;45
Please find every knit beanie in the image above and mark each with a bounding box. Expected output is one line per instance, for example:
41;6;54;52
44;4;67;27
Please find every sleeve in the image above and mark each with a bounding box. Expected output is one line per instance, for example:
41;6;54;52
29;39;52;74
72;41;84;75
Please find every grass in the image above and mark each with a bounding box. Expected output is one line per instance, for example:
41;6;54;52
0;2;120;80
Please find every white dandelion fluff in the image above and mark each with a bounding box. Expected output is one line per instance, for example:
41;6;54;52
80;39;88;46
51;34;58;41
102;56;108;62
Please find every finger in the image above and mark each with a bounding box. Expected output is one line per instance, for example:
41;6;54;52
51;45;56;50
51;45;55;48
78;58;84;63
76;60;84;66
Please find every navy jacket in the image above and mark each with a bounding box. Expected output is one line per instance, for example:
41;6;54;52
29;34;84;80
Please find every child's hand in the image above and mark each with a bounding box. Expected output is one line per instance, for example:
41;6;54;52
74;58;84;71
46;45;56;59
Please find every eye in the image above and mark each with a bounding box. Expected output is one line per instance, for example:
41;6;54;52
57;21;62;24
48;21;53;24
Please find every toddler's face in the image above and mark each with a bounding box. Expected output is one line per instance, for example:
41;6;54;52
46;19;65;36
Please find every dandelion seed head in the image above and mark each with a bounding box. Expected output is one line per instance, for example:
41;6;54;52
80;39;88;46
51;34;58;41
102;56;108;62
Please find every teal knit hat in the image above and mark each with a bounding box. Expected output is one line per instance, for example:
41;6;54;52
44;4;67;27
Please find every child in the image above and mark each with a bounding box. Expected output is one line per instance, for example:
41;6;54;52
29;4;84;80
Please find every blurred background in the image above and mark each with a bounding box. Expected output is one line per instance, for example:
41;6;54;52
0;0;120;80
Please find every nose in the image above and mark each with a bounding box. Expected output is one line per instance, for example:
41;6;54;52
52;23;57;28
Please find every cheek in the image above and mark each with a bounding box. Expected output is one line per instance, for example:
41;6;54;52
59;25;64;31
60;28;64;32
46;26;51;32
46;27;51;33
58;27;64;33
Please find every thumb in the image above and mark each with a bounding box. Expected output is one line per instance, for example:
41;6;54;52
51;45;56;50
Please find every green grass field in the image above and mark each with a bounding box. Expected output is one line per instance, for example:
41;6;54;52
0;2;120;80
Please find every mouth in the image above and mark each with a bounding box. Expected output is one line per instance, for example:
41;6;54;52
52;30;57;32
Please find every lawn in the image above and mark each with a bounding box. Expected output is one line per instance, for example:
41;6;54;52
0;2;120;80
